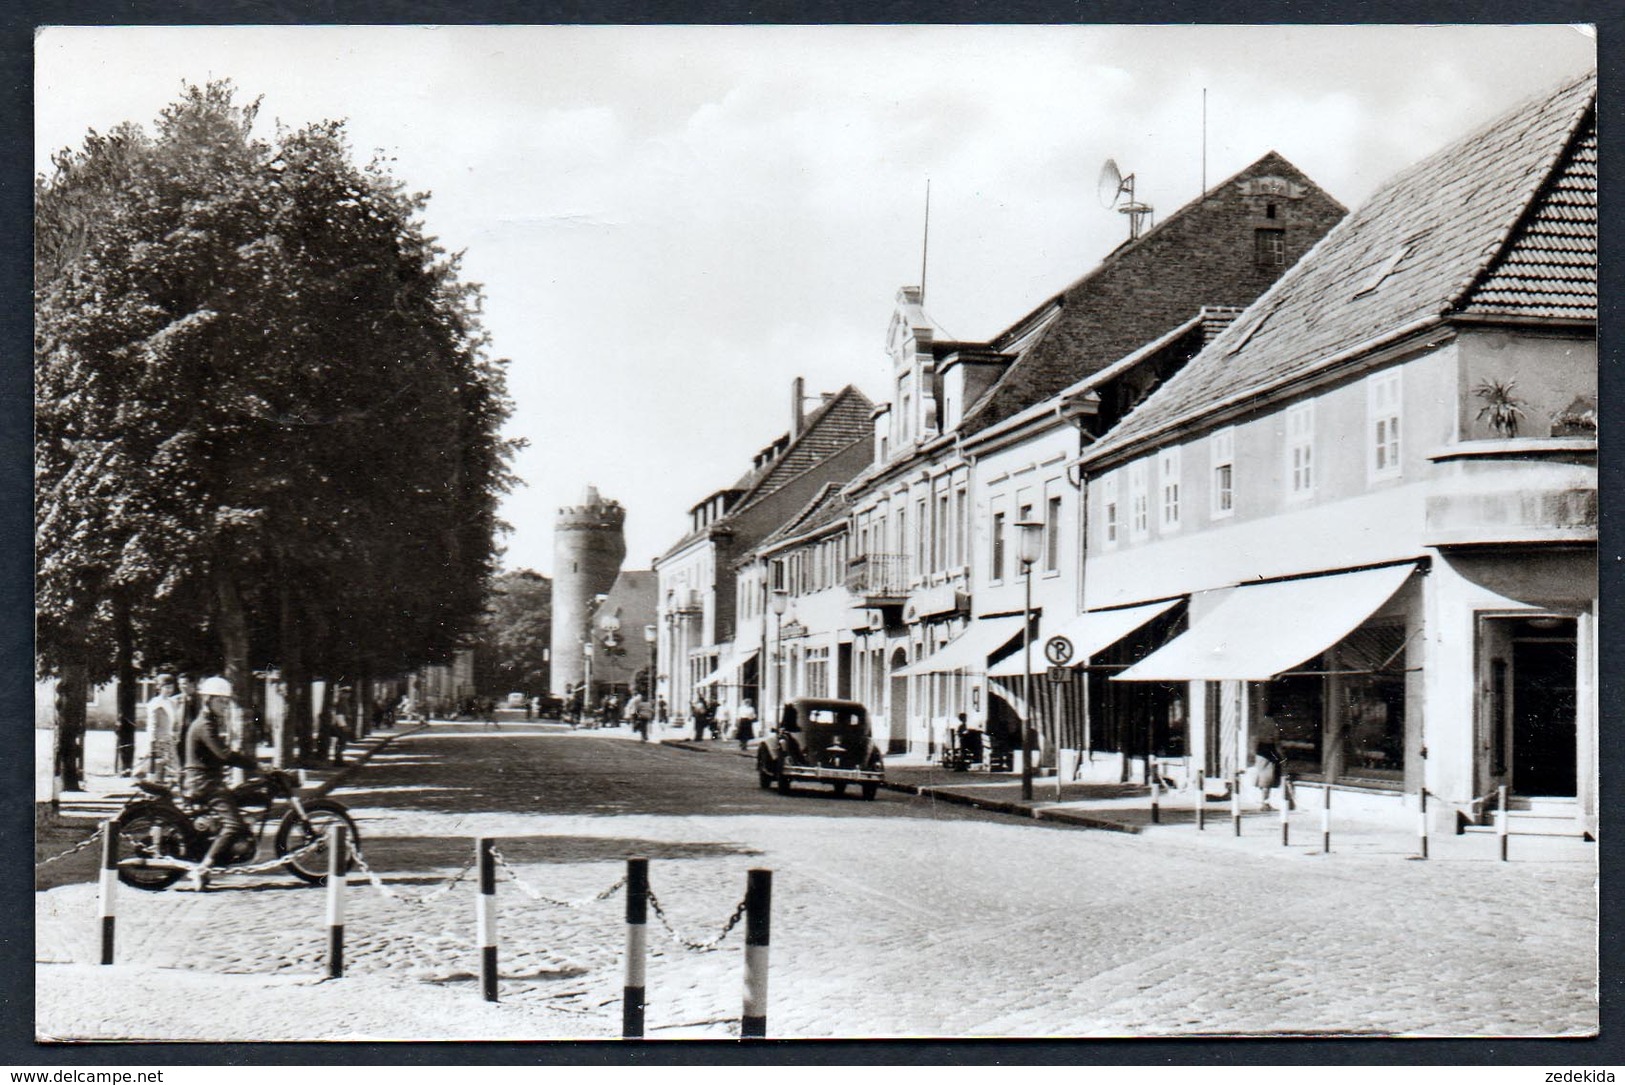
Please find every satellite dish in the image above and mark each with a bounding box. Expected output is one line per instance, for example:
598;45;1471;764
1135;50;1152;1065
1097;158;1126;208
1097;157;1153;240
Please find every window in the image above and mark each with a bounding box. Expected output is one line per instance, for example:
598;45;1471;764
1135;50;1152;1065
954;486;968;568
1210;427;1235;518
1044;494;1063;573
1128;459;1150;539
936;491;950;572
1158;448;1181;531
1368;371;1402;480
916;497;928;573
1101;474;1119;547
991;512;1006;581
1285;401;1315;499
1255;227;1285;267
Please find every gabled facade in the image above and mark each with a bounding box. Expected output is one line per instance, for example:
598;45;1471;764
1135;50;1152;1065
735;152;1343;757
1077;71;1597;831
654;381;873;718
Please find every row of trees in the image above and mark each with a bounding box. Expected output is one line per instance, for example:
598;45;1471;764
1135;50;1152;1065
36;83;517;785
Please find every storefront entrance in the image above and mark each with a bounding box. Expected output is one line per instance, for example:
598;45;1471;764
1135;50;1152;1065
888;648;909;754
1511;620;1578;797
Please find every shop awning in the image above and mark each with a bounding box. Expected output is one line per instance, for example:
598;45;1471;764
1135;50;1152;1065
695;648;760;688
893;616;1026;678
985;599;1181;677
1114;564;1416;682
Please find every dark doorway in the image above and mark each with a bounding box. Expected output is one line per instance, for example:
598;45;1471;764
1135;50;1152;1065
836;643;853;700
888;648;910;754
1512;619;1578;797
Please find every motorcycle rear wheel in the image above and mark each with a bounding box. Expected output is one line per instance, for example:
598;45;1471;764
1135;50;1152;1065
274;800;360;885
113;802;196;890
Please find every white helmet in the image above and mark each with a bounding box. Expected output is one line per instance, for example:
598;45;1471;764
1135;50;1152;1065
198;676;233;698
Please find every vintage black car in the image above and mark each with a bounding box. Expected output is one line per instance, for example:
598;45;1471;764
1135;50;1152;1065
756;697;885;799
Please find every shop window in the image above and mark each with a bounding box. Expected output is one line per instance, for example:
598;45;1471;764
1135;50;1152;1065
1336;625;1408;783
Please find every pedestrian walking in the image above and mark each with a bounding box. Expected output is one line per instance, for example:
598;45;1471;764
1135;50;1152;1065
628;692;653;741
1254;710;1285;810
691;695;708;742
715;701;733;742
736;698;757;750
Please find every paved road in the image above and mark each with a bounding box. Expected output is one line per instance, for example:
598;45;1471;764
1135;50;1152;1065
36;726;1597;1040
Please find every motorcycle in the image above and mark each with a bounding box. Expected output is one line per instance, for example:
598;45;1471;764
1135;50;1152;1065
113;768;360;891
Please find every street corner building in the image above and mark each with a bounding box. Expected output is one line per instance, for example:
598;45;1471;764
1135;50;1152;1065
1078;70;1598;835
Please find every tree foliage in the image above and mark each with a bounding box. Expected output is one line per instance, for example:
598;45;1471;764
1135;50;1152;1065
37;82;517;769
472;569;552;695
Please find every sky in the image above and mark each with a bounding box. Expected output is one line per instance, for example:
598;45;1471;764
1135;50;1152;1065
35;24;1597;577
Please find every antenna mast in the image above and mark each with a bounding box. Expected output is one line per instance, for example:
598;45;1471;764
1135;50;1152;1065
1202;88;1208;196
920;178;931;305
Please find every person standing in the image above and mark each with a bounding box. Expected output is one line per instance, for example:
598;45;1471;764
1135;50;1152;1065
140;673;183;783
735;698;757;751
628;692;653;741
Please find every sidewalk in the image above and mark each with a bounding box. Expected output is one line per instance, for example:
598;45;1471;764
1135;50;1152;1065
656;736;1597;867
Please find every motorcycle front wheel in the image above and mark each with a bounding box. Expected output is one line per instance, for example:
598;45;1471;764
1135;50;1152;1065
274;800;361;885
113;801;197;891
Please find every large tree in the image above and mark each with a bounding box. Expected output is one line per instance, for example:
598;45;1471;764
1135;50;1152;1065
472;569;553;696
37;83;516;780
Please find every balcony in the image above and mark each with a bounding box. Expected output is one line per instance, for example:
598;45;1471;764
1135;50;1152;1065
1424;438;1596;548
846;553;908;604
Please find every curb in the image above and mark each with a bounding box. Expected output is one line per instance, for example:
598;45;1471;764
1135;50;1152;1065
304;724;425;800
880;780;1141;834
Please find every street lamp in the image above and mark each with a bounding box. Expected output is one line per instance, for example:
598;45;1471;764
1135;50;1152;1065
582;642;594;726
1015;520;1045;801
770;588;790;713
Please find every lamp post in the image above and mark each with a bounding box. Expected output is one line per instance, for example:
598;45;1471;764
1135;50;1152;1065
582;643;594;726
1015;520;1045;801
770;588;789;712
643;624;657;699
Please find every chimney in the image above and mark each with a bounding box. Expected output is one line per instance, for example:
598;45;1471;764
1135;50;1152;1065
791;376;805;439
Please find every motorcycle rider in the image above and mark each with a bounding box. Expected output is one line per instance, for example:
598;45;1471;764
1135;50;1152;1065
180;676;259;888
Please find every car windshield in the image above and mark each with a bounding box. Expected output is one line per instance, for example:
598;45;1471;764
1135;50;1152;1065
805;707;865;728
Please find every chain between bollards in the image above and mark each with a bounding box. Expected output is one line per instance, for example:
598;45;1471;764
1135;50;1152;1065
326;823;347;979
477;837;498;1002
98;819;118;965
623;857;648;1039
740;868;772;1040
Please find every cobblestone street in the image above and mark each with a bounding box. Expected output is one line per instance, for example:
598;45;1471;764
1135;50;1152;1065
36;726;1598;1041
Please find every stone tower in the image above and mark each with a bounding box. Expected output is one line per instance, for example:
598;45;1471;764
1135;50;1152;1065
551;485;628;698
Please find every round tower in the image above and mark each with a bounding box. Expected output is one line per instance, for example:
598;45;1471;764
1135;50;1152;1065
551;485;628;698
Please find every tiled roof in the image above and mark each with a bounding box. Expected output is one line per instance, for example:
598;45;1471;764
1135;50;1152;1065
959;151;1345;436
1085;69;1597;464
732;386;873;510
1460;107;1596;319
754;483;850;555
658;385;873;560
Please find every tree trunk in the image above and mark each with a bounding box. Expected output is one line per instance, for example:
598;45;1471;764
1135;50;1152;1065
113;593;137;774
214;565;252;757
53;633;88;793
276;575;307;767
